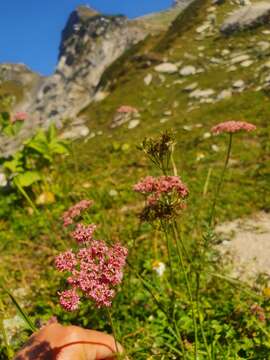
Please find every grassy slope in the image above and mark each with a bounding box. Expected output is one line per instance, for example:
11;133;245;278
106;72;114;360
1;0;270;358
79;0;269;220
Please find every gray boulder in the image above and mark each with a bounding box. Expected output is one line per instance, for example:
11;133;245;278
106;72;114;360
221;2;270;35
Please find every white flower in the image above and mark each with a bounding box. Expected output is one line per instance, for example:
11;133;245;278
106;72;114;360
153;261;166;277
109;189;118;197
196;152;205;161
0;173;7;187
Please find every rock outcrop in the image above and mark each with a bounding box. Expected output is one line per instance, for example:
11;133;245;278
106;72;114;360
30;7;145;127
0;1;199;157
221;2;270;35
0;63;44;109
0;7;146;157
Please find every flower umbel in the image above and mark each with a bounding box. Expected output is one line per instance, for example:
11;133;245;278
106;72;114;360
11;111;28;123
139;131;175;172
56;202;128;310
72;223;97;244
58;289;80;312
250;304;266;323
56;241;128;310
55;250;77;272
211;121;256;135
134;175;188;221
62;200;93;227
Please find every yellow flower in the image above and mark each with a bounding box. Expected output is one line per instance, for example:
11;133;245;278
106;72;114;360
263;287;270;298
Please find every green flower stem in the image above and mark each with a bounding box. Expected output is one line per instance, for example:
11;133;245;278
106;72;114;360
195;273;212;360
209;133;233;226
127;262;186;358
162;222;176;317
172;221;191;264
14;180;38;214
106;308;120;358
171;223;198;360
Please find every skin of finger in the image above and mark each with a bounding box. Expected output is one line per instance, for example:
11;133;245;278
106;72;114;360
16;324;121;360
56;328;116;360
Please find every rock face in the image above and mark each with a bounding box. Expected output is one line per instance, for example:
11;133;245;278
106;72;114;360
0;0;200;157
221;2;270;35
0;6;145;157
30;7;145;126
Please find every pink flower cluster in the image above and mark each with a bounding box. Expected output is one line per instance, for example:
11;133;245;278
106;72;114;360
72;223;97;244
56;240;128;310
117;105;138;114
14;111;27;121
211;121;256;135
62;200;93;227
56;200;128;311
250;304;266;323
59;289;80;312
134;175;189;205
11;111;28;123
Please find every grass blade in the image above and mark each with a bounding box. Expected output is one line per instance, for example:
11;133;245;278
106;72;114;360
0;285;36;333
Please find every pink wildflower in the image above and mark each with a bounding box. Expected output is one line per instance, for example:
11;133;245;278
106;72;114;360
58;289;80;311
211;121;256;135
56;240;128;309
134;175;188;202
156;176;189;198
55;250;77;272
133;176;156;194
72;223;97;244
117;105;138;114
12;111;28;123
134;176;188;220
88;284;115;308
250;304;266;323
62;200;93;227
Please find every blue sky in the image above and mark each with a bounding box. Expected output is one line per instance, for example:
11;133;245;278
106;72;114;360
0;0;173;76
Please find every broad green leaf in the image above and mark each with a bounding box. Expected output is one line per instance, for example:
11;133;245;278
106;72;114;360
3;153;24;173
14;171;41;187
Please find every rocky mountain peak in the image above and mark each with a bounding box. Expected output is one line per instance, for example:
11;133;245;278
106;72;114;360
76;5;99;18
0;0;198;157
59;5;100;59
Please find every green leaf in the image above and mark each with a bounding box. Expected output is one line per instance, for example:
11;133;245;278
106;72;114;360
48;123;57;141
3;153;24;173
14;171;41;187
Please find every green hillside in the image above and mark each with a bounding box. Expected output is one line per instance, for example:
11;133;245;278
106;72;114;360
1;0;270;359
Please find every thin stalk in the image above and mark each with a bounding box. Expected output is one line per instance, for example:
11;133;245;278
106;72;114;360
203;167;212;197
209;134;233;226
172;221;191;264
106;308;120;357
127;260;167;314
14;180;38;214
171;223;198;360
162;222;176;318
195;273;212;360
170;143;178;177
0;283;36;332
127;262;186;357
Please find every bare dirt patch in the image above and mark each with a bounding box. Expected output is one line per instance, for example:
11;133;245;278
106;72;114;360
216;212;270;280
